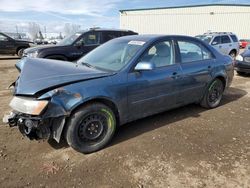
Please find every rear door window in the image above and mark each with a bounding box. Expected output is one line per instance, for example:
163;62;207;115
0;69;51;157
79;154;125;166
178;40;213;63
221;35;231;44
102;32;120;43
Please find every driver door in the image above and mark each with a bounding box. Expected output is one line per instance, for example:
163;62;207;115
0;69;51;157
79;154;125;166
72;32;101;60
127;39;182;121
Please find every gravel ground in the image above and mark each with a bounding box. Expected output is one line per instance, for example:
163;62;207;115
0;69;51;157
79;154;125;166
0;56;249;188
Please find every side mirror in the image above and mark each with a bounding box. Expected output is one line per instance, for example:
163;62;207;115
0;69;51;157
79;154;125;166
211;41;218;45
135;61;155;71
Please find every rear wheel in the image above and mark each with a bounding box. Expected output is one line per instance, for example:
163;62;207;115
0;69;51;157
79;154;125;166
229;50;236;59
65;103;116;154
200;79;224;109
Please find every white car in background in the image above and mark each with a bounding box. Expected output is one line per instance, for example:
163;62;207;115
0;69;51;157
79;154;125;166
196;32;239;58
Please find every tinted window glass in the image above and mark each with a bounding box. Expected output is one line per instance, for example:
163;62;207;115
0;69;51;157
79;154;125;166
178;41;212;63
212;36;221;45
221;35;231;44
139;41;174;68
230;35;238;42
102;32;120;42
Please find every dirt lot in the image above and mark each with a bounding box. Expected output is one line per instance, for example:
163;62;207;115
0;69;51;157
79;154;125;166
0;56;249;188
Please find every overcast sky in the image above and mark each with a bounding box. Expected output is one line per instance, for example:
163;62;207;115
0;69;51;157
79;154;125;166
0;0;249;33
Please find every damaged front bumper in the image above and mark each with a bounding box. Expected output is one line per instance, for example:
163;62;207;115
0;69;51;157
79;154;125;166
3;111;65;142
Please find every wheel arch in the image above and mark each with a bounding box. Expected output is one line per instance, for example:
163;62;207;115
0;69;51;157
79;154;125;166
210;75;226;91
70;97;120;125
16;46;27;54
229;49;237;55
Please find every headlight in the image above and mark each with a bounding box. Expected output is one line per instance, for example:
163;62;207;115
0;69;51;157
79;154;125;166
235;55;243;61
9;97;48;115
27;51;38;58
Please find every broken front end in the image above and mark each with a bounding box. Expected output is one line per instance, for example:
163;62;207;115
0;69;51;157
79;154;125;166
4;95;67;142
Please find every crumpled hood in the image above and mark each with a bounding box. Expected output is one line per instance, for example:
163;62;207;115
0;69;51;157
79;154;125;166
14;58;113;96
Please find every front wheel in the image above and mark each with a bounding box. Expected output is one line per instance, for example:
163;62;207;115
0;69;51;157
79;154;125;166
17;48;25;57
65;103;116;154
200;79;224;109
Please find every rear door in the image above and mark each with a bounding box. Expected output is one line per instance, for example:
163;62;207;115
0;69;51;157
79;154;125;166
101;31;121;44
220;35;232;55
175;38;214;104
127;38;183;120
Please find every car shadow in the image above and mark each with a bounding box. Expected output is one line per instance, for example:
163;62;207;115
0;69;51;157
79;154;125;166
109;87;247;148
48;87;247;151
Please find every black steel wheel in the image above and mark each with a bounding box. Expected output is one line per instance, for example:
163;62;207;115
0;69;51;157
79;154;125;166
65;103;116;154
200;79;224;109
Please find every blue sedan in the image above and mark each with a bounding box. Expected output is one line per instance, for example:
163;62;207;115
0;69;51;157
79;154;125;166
235;45;250;75
4;35;234;153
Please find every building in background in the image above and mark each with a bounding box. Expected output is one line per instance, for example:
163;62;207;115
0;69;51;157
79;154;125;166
120;4;250;39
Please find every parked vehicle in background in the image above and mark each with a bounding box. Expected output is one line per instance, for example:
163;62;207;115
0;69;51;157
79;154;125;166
239;39;250;48
23;28;138;61
235;45;250;75
196;32;239;58
4;35;234;154
0;32;33;57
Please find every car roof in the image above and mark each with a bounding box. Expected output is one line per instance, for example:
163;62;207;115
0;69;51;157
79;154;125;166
77;28;137;34
202;32;236;37
112;34;199;42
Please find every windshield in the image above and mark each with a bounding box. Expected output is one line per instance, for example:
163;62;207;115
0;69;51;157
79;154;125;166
57;33;81;46
196;35;213;43
77;39;144;71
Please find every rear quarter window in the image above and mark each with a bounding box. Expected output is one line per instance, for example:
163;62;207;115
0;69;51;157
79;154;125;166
230;35;238;42
178;40;213;63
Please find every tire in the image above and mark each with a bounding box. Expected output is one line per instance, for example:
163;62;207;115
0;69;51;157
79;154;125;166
65;103;116;154
17;48;25;57
229;50;236;59
200;79;224;109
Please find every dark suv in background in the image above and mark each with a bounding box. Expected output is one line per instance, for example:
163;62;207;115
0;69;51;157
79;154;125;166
23;28;138;61
0;32;33;57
